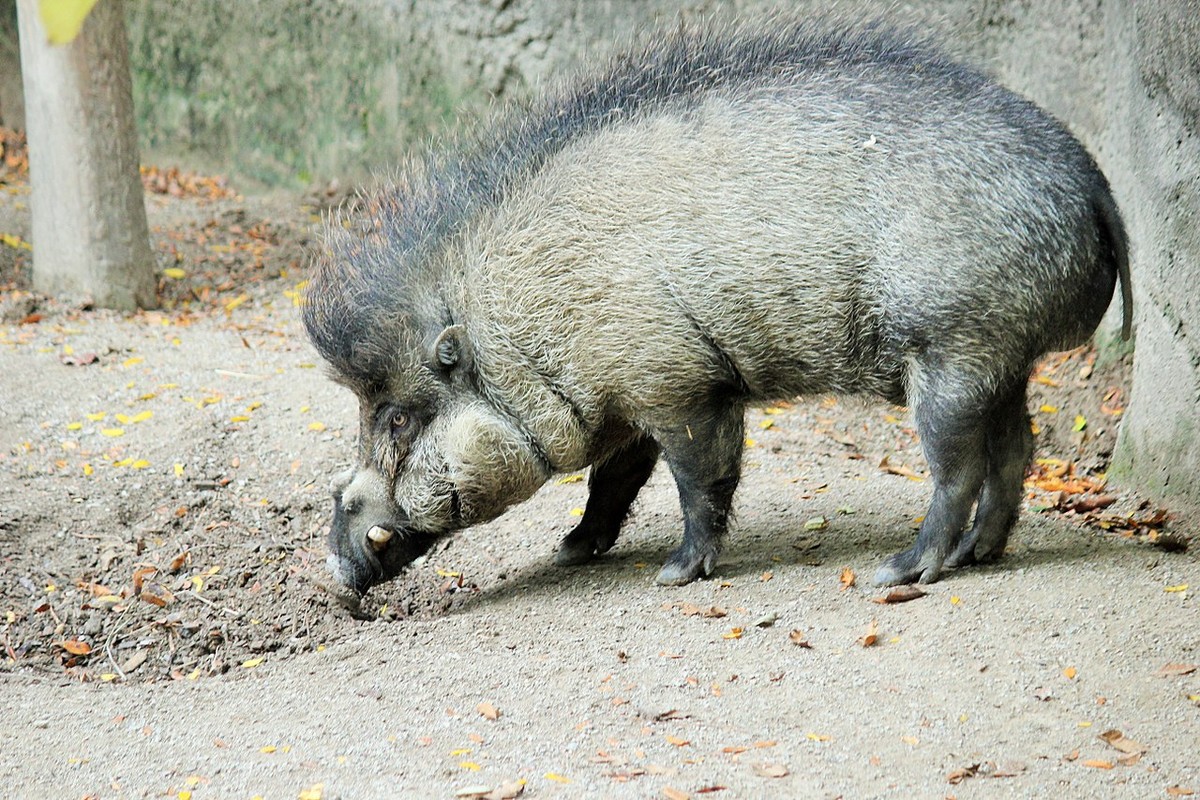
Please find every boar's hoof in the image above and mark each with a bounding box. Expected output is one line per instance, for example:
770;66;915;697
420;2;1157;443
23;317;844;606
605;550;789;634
554;523;618;567
655;545;718;586
873;547;944;587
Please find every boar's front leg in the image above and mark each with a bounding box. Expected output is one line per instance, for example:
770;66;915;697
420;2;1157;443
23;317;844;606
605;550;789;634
556;436;660;566
654;406;745;586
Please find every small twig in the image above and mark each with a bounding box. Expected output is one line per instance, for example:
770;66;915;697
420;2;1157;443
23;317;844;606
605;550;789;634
177;589;241;617
103;602;138;681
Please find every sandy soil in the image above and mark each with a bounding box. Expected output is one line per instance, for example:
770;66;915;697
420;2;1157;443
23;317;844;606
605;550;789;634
0;166;1196;799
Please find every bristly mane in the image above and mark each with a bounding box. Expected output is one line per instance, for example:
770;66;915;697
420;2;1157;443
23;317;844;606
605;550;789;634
302;18;969;388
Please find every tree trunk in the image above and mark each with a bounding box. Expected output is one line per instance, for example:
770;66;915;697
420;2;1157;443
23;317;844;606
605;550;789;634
1105;1;1200;505
16;0;155;310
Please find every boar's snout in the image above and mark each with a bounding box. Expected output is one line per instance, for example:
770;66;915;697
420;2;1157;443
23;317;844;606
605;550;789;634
324;467;438;600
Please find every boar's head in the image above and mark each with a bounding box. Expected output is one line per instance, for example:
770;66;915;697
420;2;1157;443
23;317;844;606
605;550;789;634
303;209;551;600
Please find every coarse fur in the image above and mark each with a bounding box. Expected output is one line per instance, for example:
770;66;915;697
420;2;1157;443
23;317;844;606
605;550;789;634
304;17;1132;597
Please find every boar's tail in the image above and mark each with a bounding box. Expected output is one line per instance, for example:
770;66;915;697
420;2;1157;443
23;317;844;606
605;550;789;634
1095;188;1133;340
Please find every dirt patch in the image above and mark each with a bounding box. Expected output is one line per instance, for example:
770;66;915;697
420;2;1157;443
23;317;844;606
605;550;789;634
2;163;1196;799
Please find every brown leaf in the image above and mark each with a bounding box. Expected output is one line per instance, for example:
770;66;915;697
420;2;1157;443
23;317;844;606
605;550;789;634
1156;663;1197;677
695;787;727;795
666;735;691;747
839;566;856;590
76;581;114;597
139;591;170;608
1098;729;1147;756
663;787;690;800
169;551;189;573
751;763;788;778
131;565;158;594
58;639;92;655
1166;787;1195;797
873;585;927;604
482;782;525;800
860;619;879;647
476;702;500;721
788;630;812;648
60;352;99;366
1082;759;1114;770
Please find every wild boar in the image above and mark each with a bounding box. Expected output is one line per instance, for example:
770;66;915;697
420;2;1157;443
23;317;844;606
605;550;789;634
303;19;1131;600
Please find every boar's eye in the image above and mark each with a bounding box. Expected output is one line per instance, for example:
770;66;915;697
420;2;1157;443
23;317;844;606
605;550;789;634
390;410;412;435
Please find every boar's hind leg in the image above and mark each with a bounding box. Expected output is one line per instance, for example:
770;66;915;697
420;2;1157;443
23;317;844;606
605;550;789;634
655;408;745;586
874;385;988;586
555;436;660;566
945;386;1033;568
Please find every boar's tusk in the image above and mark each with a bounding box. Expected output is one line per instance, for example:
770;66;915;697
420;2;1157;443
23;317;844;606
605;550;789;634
366;525;394;550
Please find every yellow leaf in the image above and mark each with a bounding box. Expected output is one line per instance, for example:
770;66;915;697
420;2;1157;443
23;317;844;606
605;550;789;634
1063;666;1077;680
178;791;192;800
230;415;251;423
555;474;584;484
759;418;774;429
4;611;13;624
450;748;472;756
131;460;150;470
307;421;326;432
99;673;117;682
298;786;323;800
806;732;831;742
86;412;105;421
101;428;125;437
459;762;481;771
1040;404;1059;414
950;596;961;605
174;463;184;477
224;294;249;312
163;267;186;279
66;421;82;430
187;669;200;680
1;232;33;250
544;773;570;784
38;0;101;44
1073;415;1087;432
116;413;132;424
259;745;276;753
131;410;153;423
744;437;757;447
569;507;584;516
82;463;93;476
436;569;461;578
722;627;744;640
123;356;143;368
242;657;264;668
1165;584;1189;593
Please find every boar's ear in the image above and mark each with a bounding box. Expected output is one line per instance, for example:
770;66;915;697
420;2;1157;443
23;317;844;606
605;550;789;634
431;325;471;374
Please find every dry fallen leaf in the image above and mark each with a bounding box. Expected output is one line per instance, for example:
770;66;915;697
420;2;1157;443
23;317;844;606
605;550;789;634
663;787;690;800
839;566;856;590
482;779;525;800
1156;663;1197;677
860;619;879;647
788;630;812;648
873;585;927;604
1063;666;1078;680
723;627;744;640
1098;729;1147;756
477;702;500;721
1166;787;1195;797
1082;759;1114;770
751;763;789;778
58;639;91;656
